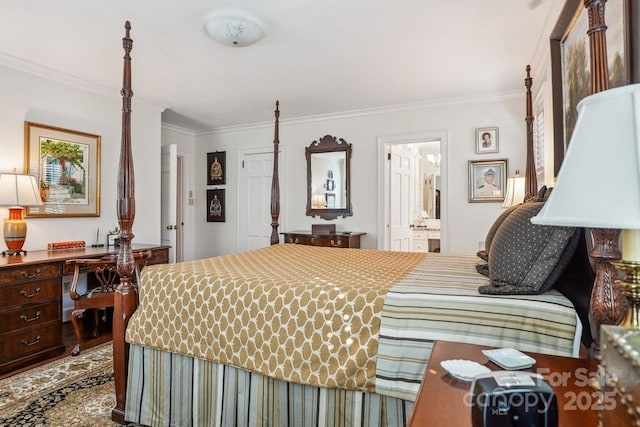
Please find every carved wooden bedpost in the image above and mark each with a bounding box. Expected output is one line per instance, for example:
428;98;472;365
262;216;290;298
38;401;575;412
270;101;280;245
112;21;137;423
582;0;627;357
524;65;538;199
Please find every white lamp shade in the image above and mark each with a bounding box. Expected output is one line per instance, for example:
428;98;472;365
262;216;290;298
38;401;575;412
532;84;640;229
502;174;526;208
312;194;326;208
0;173;43;207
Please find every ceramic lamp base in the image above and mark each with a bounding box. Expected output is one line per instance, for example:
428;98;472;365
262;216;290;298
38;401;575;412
3;206;27;256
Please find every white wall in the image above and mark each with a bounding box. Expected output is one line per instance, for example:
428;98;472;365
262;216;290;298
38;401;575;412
193;93;528;258
0;64;163;252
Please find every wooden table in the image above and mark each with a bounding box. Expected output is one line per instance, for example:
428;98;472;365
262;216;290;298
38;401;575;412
408;341;599;427
281;231;365;248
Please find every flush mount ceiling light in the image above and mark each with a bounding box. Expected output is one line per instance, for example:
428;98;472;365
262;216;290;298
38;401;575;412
205;12;264;47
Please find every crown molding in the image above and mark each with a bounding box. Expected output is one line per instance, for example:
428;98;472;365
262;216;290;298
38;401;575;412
198;90;522;136
162;122;197;136
0;51;168;112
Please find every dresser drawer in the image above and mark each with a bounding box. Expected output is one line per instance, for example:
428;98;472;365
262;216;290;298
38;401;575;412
287;235;314;245
0;323;61;362
427;230;441;239
325;237;351;248
412;241;428;252
412;230;428;240
0;278;61;308
0;263;60;285
0;301;60;334
146;247;169;265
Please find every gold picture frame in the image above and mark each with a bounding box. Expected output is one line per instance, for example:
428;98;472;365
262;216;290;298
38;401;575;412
468;159;508;203
24;121;101;217
550;0;635;176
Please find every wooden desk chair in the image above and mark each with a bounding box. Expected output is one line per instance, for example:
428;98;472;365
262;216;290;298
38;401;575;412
65;250;150;356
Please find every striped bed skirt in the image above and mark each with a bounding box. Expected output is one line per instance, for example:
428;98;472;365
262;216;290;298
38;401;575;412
125;344;414;427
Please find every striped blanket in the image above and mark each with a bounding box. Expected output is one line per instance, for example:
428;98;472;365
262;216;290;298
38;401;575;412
375;253;581;401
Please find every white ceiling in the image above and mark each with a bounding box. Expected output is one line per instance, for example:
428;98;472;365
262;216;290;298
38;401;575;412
0;0;553;132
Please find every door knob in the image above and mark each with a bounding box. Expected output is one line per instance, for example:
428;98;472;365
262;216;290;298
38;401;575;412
166;225;175;230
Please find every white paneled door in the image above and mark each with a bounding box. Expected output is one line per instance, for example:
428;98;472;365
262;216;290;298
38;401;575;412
161;144;178;263
238;150;279;252
388;144;414;251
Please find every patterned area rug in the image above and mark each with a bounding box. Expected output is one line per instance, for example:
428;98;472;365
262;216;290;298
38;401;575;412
0;342;119;426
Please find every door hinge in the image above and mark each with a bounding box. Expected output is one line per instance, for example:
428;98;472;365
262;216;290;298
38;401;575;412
242;160;245;168
387;153;391;160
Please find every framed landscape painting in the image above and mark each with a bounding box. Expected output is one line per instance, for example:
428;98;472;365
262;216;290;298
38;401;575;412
550;0;636;175
24;121;101;217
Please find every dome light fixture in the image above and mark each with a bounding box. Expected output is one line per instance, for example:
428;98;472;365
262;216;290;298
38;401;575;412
205;12;264;47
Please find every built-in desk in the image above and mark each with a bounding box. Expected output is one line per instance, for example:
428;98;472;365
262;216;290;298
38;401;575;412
0;244;169;375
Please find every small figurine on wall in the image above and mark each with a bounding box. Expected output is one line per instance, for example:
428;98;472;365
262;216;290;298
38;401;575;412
207;151;226;185
207;189;225;222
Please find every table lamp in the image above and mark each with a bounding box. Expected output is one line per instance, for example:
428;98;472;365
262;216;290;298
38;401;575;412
502;170;526;208
531;83;640;327
0;173;43;256
312;194;327;209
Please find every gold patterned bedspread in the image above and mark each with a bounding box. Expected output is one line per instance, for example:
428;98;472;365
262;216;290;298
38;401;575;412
126;244;425;392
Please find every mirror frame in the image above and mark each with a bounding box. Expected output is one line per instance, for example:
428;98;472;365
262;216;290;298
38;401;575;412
306;135;352;220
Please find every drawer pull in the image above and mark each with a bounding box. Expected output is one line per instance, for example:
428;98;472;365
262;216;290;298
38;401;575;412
20;311;42;322
310;237;316;243
21;335;41;346
21;269;42;279
330;239;342;247
20;288;41;298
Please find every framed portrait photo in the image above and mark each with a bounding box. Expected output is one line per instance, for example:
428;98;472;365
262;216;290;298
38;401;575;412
475;127;499;154
468;159;508;203
24;121;101;218
206;188;225;222
207;151;226;185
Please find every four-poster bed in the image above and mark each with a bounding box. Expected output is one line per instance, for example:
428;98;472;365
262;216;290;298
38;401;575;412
109;1;617;423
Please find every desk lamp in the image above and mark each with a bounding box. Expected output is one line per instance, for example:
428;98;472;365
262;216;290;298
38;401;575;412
0;173;43;256
532;84;640;327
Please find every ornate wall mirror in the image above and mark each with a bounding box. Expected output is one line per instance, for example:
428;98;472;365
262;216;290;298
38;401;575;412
306;135;352;220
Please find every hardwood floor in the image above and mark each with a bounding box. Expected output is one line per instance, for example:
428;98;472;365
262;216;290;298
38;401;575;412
0;319;112;381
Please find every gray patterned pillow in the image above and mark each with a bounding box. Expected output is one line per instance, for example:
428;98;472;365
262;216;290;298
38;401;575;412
477;204;520;261
478;201;579;295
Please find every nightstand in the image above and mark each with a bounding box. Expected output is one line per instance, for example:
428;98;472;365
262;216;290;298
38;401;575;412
408;341;599;426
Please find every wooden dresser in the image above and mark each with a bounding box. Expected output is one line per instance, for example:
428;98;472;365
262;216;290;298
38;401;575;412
281;231;365;248
0;244;169;375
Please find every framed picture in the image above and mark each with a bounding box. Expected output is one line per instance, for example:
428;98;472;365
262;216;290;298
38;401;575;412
207;151;226;185
206;188;225;222
24;121;101;218
468;159;508;203
475;127;499;153
550;0;637;176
